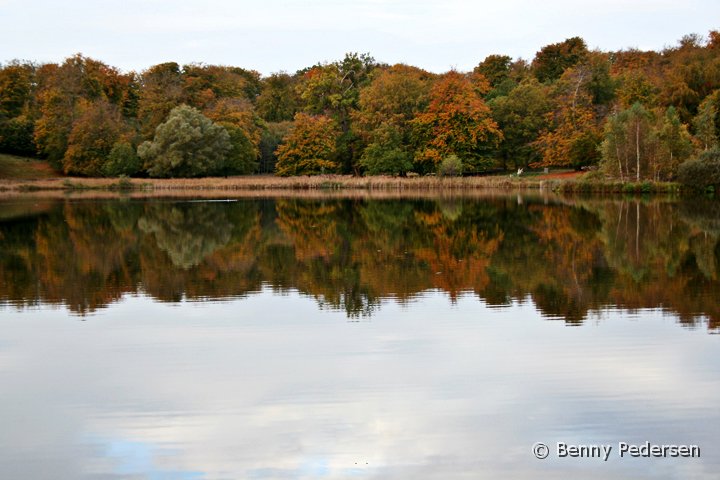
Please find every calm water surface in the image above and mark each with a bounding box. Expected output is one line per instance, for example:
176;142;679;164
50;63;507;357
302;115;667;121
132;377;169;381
1;194;719;479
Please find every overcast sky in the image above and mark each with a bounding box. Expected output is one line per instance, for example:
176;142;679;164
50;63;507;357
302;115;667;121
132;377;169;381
2;0;719;75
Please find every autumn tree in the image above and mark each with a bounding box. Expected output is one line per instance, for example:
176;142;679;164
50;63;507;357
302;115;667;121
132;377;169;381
137;62;184;139
275;113;339;176
204;98;261;175
659;33;720;122
182;64;260;110
33;55;134;166
532;37;589;83
297;53;376;173
0;62;35;118
63;99;131;176
0;62;37;155
256;72;300;122
411;71;501;174
474;55;513;88
138;105;231;177
534;66;601;169
617;70;658;108
354;64;432;175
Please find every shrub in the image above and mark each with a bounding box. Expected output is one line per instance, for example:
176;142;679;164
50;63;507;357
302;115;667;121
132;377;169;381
677;148;720;193
438;154;463;177
0;116;36;156
102;142;141;177
360;143;413;176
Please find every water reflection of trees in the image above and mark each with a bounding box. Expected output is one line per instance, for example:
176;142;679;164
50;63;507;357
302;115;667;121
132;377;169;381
0;196;718;329
138;202;233;269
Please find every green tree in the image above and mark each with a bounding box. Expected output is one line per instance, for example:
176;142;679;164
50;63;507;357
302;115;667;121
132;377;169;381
489;79;551;170
600;103;657;181
677;147;720;192
693;92;719;150
138;105;231;178
585;52;616;106
0;62;37;155
0;115;35;156
204;98;261;175
359;123;413;175
656;106;693;180
532;37;589;83
275;113;339;176
256;72;299;122
259;121;293;173
101;141;141;177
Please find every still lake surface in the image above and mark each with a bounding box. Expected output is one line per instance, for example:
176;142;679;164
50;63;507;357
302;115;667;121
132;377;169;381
1;193;719;479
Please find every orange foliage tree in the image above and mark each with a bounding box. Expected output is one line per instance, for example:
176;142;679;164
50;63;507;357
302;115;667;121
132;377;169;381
411;71;501;174
534;66;602;169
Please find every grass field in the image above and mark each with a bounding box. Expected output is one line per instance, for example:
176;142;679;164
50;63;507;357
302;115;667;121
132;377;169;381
0;154;59;179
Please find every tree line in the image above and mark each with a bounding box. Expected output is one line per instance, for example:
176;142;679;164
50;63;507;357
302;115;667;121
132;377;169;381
1;31;720;181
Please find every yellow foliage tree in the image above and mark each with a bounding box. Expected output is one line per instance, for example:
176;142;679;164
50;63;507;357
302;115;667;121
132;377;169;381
275;113;339;176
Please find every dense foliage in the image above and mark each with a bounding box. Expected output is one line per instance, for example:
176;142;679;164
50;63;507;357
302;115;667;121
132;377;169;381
138;105;231;178
677;147;720;192
2;30;720;182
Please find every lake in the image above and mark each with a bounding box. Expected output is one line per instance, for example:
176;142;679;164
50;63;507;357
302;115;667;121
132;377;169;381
1;193;718;479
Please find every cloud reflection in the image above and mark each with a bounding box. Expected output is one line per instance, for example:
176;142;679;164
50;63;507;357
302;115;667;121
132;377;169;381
1;290;719;479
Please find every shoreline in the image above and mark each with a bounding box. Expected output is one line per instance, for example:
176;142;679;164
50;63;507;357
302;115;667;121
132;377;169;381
0;173;682;196
0;174;562;193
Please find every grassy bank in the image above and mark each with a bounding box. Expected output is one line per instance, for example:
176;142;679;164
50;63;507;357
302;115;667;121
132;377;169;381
0;154;686;195
1;173;564;193
0;153;59;179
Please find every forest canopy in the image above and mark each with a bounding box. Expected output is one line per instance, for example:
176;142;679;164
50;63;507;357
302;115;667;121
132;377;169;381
1;30;720;181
